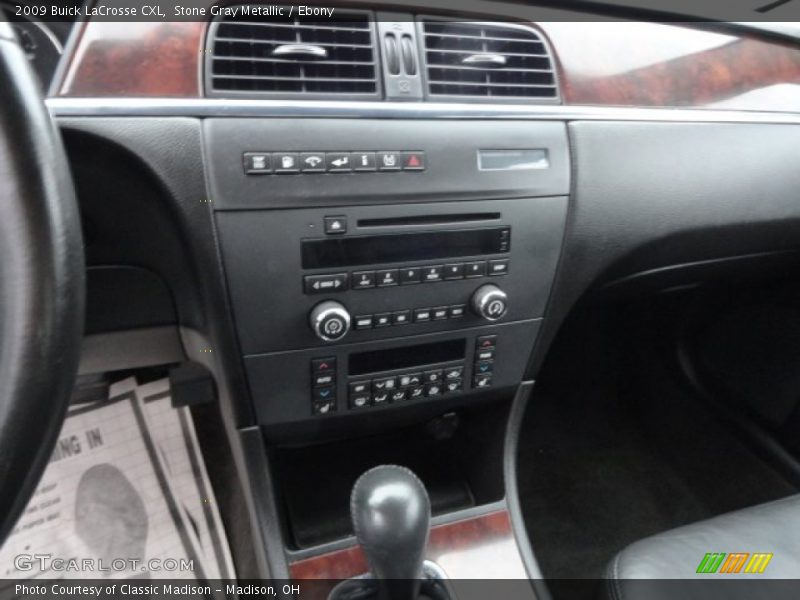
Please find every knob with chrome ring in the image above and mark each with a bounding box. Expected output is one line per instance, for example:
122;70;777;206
471;284;508;321
309;300;351;342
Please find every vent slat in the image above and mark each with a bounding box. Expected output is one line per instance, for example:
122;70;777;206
428;80;556;89
424;48;550;58
215;56;376;66
214;36;375;49
424;32;545;45
213;74;377;83
421;21;558;101
208;8;379;97
221;20;370;33
426;64;551;73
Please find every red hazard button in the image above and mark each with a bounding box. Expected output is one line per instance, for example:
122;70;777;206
401;151;426;171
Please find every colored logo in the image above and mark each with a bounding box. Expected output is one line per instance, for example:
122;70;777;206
696;553;773;574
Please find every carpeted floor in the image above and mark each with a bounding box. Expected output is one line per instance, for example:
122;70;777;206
516;307;797;595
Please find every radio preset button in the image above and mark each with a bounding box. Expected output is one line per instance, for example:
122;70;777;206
352;271;376;289
305;273;348;294
432;306;449;320
354;315;374;330
449;305;466;319
400;267;422;284
393;310;411;325
374;313;392;328
376;269;399;287
414;308;432;323
465;261;487;278
444;263;465;280
489;259;510;276
422;265;444;283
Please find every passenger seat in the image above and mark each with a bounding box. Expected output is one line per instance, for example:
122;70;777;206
606;495;800;599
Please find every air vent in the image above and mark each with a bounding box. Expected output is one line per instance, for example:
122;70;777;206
207;9;380;98
421;21;558;101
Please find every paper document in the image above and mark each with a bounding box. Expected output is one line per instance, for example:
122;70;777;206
0;377;235;584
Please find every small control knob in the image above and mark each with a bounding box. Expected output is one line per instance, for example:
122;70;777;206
310;301;351;342
471;284;508;321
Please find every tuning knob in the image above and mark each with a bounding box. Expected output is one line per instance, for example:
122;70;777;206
309;301;351;342
471;284;508;321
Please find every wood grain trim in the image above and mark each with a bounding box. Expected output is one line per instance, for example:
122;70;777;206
56;18;800;112
289;509;527;581
58;22;205;97
540;22;800;111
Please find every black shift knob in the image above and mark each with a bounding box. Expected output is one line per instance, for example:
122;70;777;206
351;465;431;600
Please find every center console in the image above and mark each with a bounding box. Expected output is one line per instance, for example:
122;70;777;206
205;118;569;434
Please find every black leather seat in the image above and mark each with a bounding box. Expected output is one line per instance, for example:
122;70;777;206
606;495;800;600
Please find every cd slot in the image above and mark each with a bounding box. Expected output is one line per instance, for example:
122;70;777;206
357;213;501;228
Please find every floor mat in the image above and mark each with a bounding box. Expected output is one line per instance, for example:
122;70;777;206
0;377;235;585
517;314;797;589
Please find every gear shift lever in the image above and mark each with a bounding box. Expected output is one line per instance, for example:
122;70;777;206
351;465;431;600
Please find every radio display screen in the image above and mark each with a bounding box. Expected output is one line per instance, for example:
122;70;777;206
301;227;510;269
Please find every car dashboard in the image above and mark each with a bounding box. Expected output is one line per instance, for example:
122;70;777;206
22;0;800;584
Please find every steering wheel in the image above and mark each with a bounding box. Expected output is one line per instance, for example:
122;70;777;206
0;19;84;544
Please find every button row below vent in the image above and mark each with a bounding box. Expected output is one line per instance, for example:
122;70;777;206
244;151;425;174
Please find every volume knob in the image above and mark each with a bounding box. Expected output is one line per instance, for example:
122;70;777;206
471;285;508;322
310;301;351;342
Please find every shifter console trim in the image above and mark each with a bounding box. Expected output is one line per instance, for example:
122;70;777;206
289;509;528;581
